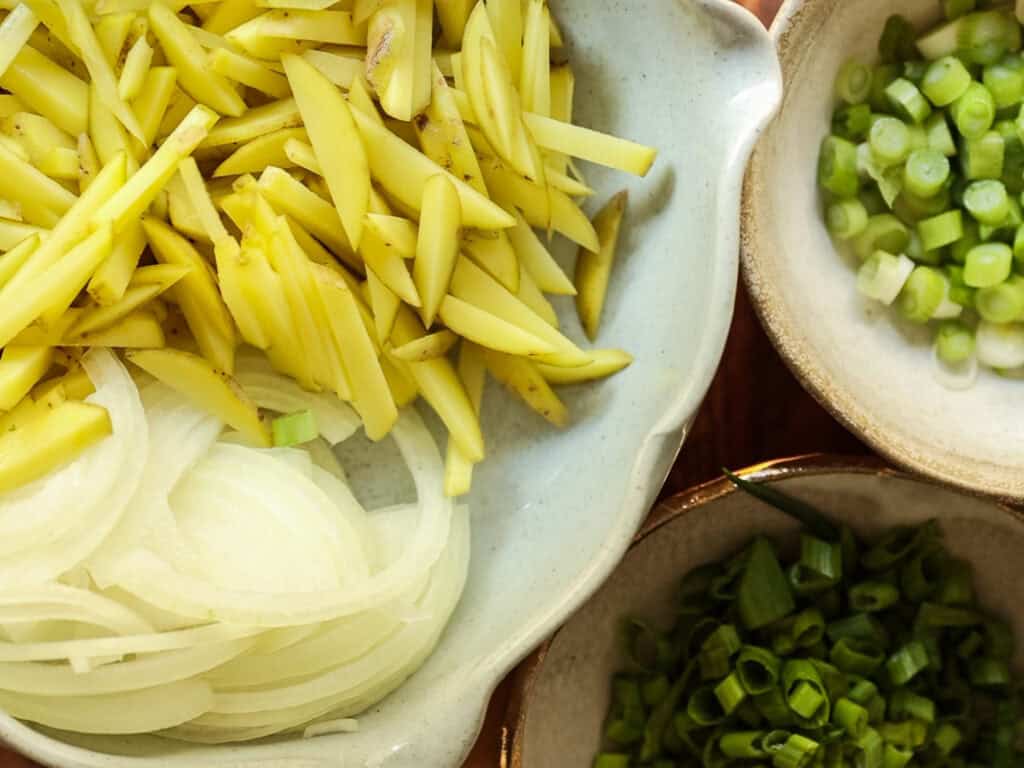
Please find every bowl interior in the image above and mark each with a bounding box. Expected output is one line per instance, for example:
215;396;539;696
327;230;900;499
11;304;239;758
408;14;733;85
0;2;781;766
743;0;1024;498
516;464;1024;768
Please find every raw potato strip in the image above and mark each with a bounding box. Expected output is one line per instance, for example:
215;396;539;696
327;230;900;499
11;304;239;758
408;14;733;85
435;0;471;48
283;53;369;249
0;46;89;135
463;229;518;292
0;234;39;288
131;67;178;148
360;224;420;306
177;157;229;242
519;0;550;117
117;35;152;101
515;263;558;328
443;342;484;496
0;4;39;79
507;210;575;295
230;10;365;48
0;220;44;249
486;0;522;81
65;311;166;349
576;190;628;340
214;128;306;177
414;62;486;196
0;345;52;410
415;174;461;326
210;47;290;99
523;113;657;177
37;146;79;179
0;140;76;226
301;48;362;88
149;4;246;117
482;347;567;427
201;0;262;35
536;348;633;385
93;12;133;64
390;330;458;362
200;98;300;148
438;295;554;357
366;267;400;342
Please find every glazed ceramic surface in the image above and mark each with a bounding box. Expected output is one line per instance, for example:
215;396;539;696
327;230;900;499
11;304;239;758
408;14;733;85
513;459;1024;768
0;1;781;767
743;0;1024;499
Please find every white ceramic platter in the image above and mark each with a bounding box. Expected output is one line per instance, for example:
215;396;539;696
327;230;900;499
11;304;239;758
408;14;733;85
0;1;781;766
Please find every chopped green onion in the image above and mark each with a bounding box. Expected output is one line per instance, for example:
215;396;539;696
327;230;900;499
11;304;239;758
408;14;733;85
819;135;861;197
858;252;915;307
898;265;947;322
783;660;830;726
739;538;796;631
833;104;873;141
772;733;819;768
933;722;963;755
922;56;973;106
855;728;884;768
687;685;726;726
968;656;1011;688
936;320;976;363
830;637;885;676
890;689;935;723
827;198;869;239
975;275;1024;322
951;82;996;139
887;641;930;685
854;214;911;260
849;581;900;612
737;645;782;695
837;59;874;105
961;130;1006;180
714;672;747;715
917;209;963;251
877;720;928;748
882;743;914;768
900;546;947;601
964;179;1010;223
886;78;932;124
832;697;869;738
984;61;1024;108
903;148;950;197
870;116;912;166
964;242;1013;286
270;409;318;447
925;112;957;156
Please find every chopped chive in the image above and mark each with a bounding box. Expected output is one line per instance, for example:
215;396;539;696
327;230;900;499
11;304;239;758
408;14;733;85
271;409;318;447
887;640;930;685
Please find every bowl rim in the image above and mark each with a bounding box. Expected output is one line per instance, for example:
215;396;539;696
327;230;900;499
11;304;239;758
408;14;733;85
504;453;1024;766
741;0;1024;503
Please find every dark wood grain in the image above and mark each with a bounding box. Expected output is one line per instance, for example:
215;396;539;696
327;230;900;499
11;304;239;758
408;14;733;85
0;3;864;768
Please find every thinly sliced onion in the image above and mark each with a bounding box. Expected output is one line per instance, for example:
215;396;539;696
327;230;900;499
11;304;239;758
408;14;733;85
0;680;214;734
0;585;153;636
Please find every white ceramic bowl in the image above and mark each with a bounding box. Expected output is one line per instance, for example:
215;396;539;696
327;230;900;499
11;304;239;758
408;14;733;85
0;3;781;766
511;458;1024;767
743;0;1024;500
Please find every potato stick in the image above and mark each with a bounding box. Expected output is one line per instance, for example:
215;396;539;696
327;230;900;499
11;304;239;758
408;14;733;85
415;62;486;197
77;133;99;192
463;229;519;292
166;177;207;241
213;128;304;177
516;262;558;328
3;110;78;158
6;306;80;346
549;66;575;124
365;1;406;121
63;310;165;348
257;166;359;267
482;348;567;427
350;108;515;231
450;257;588;367
89;85;141;169
519;0;549;117
0;223;111;347
393;306;484;461
183;23;233;52
576;190;627;341
201;0;260;35
148;4;245;118
93;0;188;12
0;141;77;225
0;46;87;135
410;0;432;115
0;219;45;249
0;4;39;79
117;35;151;101
439;294;556;357
537;349;633;386
209;48;289;100
390;330;458;362
0;232;37;286
127;349;269;446
93;105;219;234
178;157;229;243
37;146;79;179
281;137;320;175
87;220;146;304
313;266;396;439
71;282;166;336
363;266;399;343
130;67;178;148
128;263;192;287
443;341;484;496
523;113;657;177
461;7;509;160
300;48;361;88
486;0;522;81
507;210;575;295
283;53;368;249
0;199;22;221
286;216;350;276
94;12;133;66
0;345;52;410
365;214;417;258
32;365;93;401
230;10;364;46
0;134;29;163
360;225;420;307
435;0;471;48
0;95;26;118
215;238;269;350
481;35;543;183
352;0;382;23
50;0;144;141
546;166;593;197
256;0;339;8
479;155;598;251
0;400;111;493
200;98;299;148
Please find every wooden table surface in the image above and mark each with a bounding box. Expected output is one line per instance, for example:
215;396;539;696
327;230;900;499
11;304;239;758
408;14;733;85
0;2;870;767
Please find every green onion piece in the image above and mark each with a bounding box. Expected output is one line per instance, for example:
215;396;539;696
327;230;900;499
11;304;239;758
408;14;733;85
890;689;936;723
837;59;874;105
887;640;930;685
638;659;695;762
951;82;996;140
918;209;964;251
866;694;887;723
964;242;1013;286
950;218;979;264
819;135;860;197
922;56;973;106
683;617;721;659
886;78;933;124
936;558;974;605
792;608;827;648
855;727;884;768
809;658;848;700
687;685;727;726
738;538;797;631
703;623;742;656
961;130;1006;180
857;251;916;306
997;118;1024;194
832;697;870;738
933;722;963;755
827;198;870;239
832;103;873;142
605;718;643;746
945;265;975;307
735;698;764;729
862;523;935;571
828;613;890;646
593;754;630;768
877;720;928;748
754;688;795;727
624;619;673;672
925;112;958;156
724;470;839;541
714;672;748;716
830;637;885;675
783;660;831;726
968;656;1010;688
879;15;917;64
271;409;318;447
737;645;782;695
882;743;914;768
801;535;842;581
870;116;913;166
936;320;977;363
957;629;985;659
975;275;1024;323
849;581;901;612
903;148;950;197
944;0;976;20
700;645;732;681
964;179;1010;223
870;64;902;111
847;678;879;705
641;675;670;708
898;265;947;323
900;546;947;601
719;730;770;759
984;62;1024;108
772;733;819;768
854;214;911;260
709;554;746;602
902;60;928;86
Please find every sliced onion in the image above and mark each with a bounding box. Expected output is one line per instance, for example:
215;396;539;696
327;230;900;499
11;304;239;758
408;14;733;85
0;585;152;636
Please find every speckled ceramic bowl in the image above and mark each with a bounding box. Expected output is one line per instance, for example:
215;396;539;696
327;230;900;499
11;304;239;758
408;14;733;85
509;458;1024;768
743;0;1024;500
0;2;781;767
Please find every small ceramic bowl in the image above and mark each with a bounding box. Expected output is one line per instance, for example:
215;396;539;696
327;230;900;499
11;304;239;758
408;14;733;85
0;3;782;768
742;0;1024;500
508;457;1024;768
